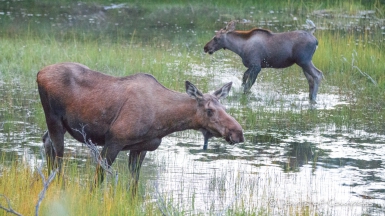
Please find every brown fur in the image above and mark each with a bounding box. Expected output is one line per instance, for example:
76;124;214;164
234;28;272;39
37;62;244;184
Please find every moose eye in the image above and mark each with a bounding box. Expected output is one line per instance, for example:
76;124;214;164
213;37;219;42
206;109;213;117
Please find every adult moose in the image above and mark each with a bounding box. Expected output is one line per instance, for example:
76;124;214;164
37;62;244;185
204;20;323;103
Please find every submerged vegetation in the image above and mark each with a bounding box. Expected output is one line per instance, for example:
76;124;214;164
0;0;384;215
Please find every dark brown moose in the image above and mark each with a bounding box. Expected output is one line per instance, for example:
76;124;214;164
204;20;323;103
37;62;244;185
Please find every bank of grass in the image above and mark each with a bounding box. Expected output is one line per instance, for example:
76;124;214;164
0;155;252;215
0;156;159;215
2;150;378;216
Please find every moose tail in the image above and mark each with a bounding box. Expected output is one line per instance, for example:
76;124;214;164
306;19;316;34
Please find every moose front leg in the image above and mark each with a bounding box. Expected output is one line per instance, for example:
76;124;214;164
128;150;147;184
200;129;213;150
128;138;161;185
95;144;123;185
242;65;261;93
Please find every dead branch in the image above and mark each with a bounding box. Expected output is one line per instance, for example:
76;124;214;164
35;167;57;216
74;124;118;183
0;194;23;216
34;145;58;216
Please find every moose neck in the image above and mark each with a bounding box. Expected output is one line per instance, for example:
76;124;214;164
155;92;201;136
224;32;249;57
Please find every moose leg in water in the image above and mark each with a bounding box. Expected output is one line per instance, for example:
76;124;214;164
242;65;262;93
128;151;147;186
200;129;213;150
42;131;55;173
40;112;66;174
300;62;323;101
94;143;124;184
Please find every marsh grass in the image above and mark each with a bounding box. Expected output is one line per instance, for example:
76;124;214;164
1;152;336;216
0;154;160;216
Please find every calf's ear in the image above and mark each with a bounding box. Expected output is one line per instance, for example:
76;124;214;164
225;21;236;32
186;81;203;100
214;82;232;100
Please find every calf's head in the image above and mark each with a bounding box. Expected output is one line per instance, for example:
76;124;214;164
186;81;244;144
204;21;236;54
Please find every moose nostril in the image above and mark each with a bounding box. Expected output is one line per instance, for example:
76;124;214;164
239;131;245;142
235;131;244;143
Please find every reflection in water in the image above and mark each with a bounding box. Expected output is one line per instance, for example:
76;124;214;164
143;131;385;215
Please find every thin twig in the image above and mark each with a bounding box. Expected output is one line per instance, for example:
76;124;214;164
35;167;57;216
74;125;113;175
352;65;377;85
343;53;377;86
0;194;23;216
35;145;57;216
73;124;118;186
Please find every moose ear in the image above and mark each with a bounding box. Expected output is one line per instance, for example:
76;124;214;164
186;81;203;100
213;82;232;100
225;21;236;32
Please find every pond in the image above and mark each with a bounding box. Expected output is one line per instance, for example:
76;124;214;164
0;1;384;215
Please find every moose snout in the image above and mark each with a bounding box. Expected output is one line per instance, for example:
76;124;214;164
226;129;244;145
203;45;213;54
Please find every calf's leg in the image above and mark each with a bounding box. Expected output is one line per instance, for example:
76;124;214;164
300;62;323;102
242;65;262;93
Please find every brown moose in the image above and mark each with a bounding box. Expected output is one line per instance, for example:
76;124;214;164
37;62;244;184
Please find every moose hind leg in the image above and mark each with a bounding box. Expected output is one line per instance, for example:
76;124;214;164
45;116;66;174
302;70;314;101
301;62;323;102
42;131;55;172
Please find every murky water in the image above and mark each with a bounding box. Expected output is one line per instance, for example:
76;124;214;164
0;2;384;215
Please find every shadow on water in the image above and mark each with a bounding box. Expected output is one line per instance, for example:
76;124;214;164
1;1;385;215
